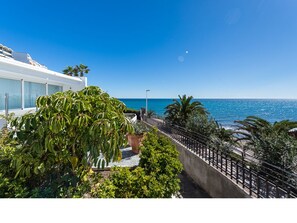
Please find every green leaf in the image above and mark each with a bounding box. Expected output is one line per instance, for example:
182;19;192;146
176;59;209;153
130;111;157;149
69;156;79;170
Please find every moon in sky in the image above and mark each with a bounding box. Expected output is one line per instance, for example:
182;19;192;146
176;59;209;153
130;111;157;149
185;50;189;54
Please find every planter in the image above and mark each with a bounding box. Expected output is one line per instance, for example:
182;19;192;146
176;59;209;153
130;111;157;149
127;133;145;154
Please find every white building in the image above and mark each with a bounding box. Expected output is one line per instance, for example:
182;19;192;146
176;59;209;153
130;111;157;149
0;44;87;118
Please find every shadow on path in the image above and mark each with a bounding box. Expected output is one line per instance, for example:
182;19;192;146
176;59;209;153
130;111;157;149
179;171;211;198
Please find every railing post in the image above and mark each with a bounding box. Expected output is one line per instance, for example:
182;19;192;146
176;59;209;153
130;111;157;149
249;169;252;196
257;173;260;198
287;187;291;198
265;175;269;198
241;155;245;188
275;181;279;198
220;151;223;172
208;147;211;164
225;156;228;175
231;160;233;179
212;148;214;166
236;161;239;184
195;141;198;154
242;161;245;188
216;150;219;169
201;146;205;159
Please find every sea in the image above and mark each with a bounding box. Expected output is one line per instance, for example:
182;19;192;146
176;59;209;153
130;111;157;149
118;98;297;129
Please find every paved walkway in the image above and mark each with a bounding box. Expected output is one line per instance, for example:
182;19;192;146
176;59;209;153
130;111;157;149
106;147;140;168
178;171;210;198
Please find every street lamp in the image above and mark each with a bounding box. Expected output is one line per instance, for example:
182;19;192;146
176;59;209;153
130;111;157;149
146;89;150;117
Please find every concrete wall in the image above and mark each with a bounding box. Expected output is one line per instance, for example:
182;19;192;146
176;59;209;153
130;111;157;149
153;127;251;198
172;139;251;198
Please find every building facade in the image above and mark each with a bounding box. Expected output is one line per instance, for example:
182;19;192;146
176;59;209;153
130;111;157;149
0;44;87;117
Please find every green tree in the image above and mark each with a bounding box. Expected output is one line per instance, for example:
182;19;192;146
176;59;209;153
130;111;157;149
164;95;208;126
0;86;132;197
76;64;90;77
62;66;75;76
235;116;297;170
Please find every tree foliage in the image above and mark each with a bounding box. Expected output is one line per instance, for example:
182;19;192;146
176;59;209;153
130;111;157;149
62;64;90;77
235;116;297;170
186;113;235;154
0;86;132;197
164;95;208;126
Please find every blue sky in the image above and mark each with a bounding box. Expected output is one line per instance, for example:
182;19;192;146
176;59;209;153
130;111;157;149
1;0;297;99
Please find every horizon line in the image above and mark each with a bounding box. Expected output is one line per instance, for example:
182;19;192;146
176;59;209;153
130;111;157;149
117;97;297;100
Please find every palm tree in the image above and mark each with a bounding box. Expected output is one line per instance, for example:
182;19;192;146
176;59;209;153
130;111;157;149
62;64;90;77
235;116;297;145
62;66;74;76
235;116;297;170
164;94;208;126
76;64;90;77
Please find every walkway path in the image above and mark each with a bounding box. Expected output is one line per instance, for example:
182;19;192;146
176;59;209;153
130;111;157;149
178;171;210;198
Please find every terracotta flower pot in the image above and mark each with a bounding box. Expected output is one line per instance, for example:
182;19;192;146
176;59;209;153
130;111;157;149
127;133;145;154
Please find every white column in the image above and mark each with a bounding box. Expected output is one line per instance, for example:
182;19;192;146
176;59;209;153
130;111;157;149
46;82;48;95
21;79;24;110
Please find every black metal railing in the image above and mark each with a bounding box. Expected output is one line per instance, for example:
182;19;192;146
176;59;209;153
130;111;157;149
144;117;297;198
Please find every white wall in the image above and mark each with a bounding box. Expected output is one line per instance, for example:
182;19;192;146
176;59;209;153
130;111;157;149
0;56;87;117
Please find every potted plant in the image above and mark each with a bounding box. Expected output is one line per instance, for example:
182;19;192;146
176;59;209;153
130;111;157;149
127;122;149;154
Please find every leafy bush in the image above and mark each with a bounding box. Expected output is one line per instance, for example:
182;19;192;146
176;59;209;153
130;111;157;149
139;128;183;196
186;113;234;154
186;114;218;138
96;128;183;198
252;132;297;171
0;86;132;197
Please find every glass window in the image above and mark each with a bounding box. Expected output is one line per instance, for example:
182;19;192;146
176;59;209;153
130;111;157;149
0;77;21;110
48;84;63;95
24;81;46;108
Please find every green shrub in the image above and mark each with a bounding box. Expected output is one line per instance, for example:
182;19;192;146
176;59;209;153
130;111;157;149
94;167;151;198
97;128;183;198
0;86;132;198
186;114;218;138
186;114;234;154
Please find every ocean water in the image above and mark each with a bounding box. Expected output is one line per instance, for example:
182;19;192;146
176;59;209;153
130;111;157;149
118;98;297;128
